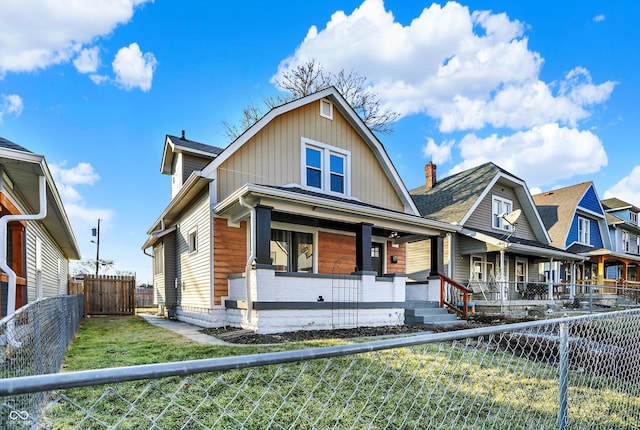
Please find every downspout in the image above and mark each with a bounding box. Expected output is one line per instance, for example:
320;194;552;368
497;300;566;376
238;196;255;321
0;175;47;347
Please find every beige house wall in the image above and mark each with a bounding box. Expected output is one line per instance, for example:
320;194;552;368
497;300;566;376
217;100;404;212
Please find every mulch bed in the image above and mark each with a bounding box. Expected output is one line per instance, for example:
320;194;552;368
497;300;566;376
200;325;432;345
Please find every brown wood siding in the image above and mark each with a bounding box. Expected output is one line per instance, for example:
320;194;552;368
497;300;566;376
213;218;247;305
464;183;537;241
318;231;356;274
385;242;406;274
217;101;404;212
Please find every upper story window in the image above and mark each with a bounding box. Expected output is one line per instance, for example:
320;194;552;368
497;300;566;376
622;231;630;252
578;217;591;245
631;212;638;225
492;196;513;231
302;138;350;196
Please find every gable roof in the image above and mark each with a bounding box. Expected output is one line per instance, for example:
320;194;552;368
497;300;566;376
410;162;550;242
532;182;610;250
201;87;420;215
161;134;224;175
0;137;80;260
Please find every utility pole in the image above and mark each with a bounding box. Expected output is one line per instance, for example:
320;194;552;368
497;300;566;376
92;219;101;278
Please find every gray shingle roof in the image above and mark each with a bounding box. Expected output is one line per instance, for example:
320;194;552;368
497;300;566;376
410;162;512;223
166;135;224;156
0;136;31;153
601;197;640;213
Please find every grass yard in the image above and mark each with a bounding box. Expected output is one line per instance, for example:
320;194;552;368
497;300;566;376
42;315;640;429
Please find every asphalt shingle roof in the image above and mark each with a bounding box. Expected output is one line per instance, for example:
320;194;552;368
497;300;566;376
532;182;592;249
0;136;31;153
167;135;224;156
409;162;514;223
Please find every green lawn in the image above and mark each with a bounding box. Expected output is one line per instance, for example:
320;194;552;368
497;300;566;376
41;315;640;429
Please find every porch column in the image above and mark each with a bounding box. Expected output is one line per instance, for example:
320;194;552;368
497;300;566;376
355;222;374;273
429;235;445;277
254;204;273;266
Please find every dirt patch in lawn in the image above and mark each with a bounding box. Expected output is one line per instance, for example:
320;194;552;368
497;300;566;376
200;325;434;345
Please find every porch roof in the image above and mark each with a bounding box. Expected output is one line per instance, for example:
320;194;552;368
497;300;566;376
215;183;460;238
460;228;585;261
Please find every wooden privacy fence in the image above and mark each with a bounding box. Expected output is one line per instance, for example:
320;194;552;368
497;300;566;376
81;274;136;316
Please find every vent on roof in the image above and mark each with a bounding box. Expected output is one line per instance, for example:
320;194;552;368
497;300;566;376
320;99;333;120
181;130;186;140
544;192;554;196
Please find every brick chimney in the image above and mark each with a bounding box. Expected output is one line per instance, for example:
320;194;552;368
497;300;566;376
425;162;437;190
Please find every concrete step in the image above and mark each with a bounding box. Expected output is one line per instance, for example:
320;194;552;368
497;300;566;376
405;302;466;329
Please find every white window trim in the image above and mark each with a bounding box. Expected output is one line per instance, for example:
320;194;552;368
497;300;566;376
301;137;351;197
492;195;513;232
577;216;591;245
319;99;333;120
188;227;198;254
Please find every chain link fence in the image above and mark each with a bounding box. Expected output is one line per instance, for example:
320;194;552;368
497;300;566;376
0;294;83;427
2;308;640;428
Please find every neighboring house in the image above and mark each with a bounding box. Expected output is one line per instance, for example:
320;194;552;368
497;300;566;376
409;162;583;304
0;137;81;318
142;87;457;333
532;182;613;293
599;197;640;284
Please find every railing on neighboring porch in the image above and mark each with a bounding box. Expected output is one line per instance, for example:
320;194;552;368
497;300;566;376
440;274;473;320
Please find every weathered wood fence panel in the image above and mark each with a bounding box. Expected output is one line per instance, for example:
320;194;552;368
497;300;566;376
135;287;154;308
83;275;136;315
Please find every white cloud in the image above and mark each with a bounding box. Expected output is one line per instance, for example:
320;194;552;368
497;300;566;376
276;0;615;132
448;123;607;188
603;166;640;207
0;94;23;122
112;43;158;91
593;14;606;23
0;0;152;78
422;137;454;165
49;162;100;203
73;47;101;73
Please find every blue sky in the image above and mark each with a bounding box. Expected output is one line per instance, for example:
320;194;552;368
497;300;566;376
1;0;638;284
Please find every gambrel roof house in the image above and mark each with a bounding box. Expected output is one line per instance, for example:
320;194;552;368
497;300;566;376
408;162;582;304
143;87;458;333
599;197;640;283
0;137;81;318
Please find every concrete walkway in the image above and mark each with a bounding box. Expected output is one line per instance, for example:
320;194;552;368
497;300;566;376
138;313;232;346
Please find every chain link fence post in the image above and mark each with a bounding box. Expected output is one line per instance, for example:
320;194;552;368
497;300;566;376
558;321;568;430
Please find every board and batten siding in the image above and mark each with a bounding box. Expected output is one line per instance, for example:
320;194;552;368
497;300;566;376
175;192;211;308
217;101;404;212
25;220;69;301
463;182;537;242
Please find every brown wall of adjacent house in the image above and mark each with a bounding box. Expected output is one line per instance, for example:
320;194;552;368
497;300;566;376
213;218;247;305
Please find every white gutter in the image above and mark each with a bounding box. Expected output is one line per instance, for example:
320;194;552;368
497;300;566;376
238;196;255;321
0;175;47;347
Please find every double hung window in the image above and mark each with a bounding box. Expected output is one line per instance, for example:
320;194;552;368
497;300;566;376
302;138;350;195
492;196;513;231
578;217;591;245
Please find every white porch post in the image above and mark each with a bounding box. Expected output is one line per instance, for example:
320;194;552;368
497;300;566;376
570;262;576;300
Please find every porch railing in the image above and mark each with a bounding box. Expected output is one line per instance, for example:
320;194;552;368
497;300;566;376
440;274;472;320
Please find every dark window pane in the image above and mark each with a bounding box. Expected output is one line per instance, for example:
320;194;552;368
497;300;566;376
307;168;321;188
330;173;344;193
